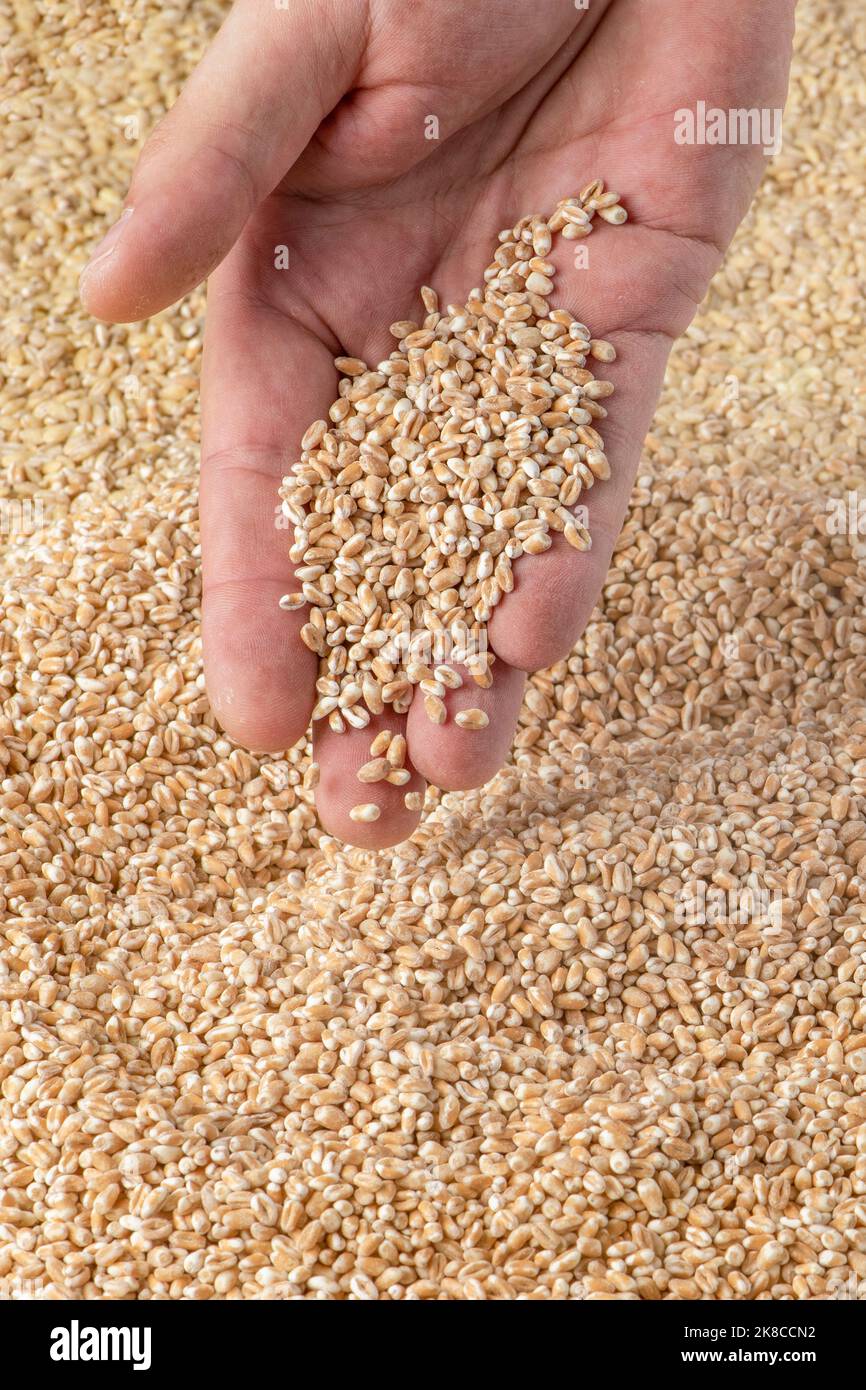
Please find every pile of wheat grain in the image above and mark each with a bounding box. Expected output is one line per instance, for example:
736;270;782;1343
0;0;864;1300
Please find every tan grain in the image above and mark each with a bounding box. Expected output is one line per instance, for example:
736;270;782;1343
455;708;490;729
0;0;863;1308
279;186;626;753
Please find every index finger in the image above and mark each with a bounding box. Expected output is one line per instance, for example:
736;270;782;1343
200;247;334;752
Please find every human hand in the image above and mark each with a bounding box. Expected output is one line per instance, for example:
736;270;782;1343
80;0;795;847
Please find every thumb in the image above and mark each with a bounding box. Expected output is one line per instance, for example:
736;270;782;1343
80;0;361;322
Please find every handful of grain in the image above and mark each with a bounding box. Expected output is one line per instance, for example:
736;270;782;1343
279;180;626;747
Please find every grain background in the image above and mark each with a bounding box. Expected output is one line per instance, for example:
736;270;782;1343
0;0;864;1300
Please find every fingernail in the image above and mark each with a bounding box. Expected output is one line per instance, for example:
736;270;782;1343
80;207;134;289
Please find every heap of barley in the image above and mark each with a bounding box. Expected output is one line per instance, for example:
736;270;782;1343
278;185;624;735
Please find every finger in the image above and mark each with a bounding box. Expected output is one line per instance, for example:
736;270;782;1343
407;659;526;791
314;712;426;849
485;0;798;672
487;326;672;672
200;251;334;753
482;145;716;674
80;0;361;322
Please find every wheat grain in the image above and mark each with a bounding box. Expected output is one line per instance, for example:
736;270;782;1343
0;0;863;1307
455;708;490;729
279;186;627;743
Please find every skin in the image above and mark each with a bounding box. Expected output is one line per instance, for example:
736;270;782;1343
80;0;796;848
